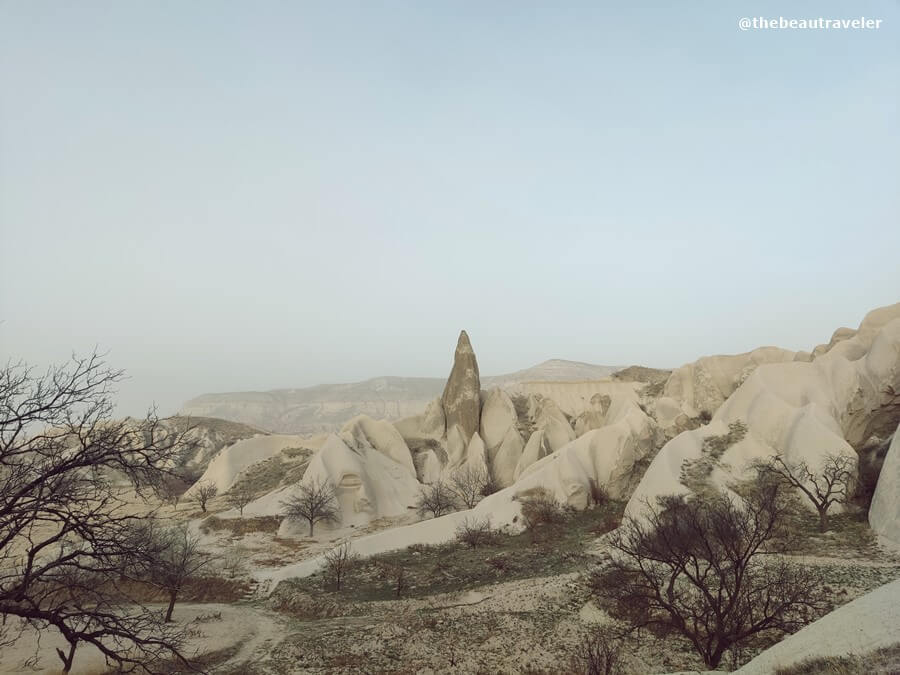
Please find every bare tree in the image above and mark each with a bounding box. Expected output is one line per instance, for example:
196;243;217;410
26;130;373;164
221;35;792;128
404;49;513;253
415;479;459;518
155;472;191;510
322;541;358;591
379;562;409;598
752;453;856;531
449;465;489;509
0;352;198;672
591;482;823;669
193;481;218;513
140;524;212;622
575;626;624;675
227;484;255;517
281;477;339;536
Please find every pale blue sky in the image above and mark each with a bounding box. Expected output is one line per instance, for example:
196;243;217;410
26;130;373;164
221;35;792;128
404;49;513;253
1;1;898;416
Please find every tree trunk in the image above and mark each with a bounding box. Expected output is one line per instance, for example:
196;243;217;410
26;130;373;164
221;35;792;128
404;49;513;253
708;645;724;669
58;640;78;672
165;590;178;622
309;520;314;537
818;508;828;532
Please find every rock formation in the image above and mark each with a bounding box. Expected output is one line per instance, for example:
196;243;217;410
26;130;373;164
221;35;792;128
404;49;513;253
869;423;900;545
339;415;416;477
244;433;421;534
186;433;315;495
441;330;481;442
627;303;900;521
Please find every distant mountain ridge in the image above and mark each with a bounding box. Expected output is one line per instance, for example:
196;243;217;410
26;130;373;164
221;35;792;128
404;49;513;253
180;359;621;434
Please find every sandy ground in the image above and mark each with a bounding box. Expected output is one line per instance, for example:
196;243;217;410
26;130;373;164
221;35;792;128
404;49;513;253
0;603;288;675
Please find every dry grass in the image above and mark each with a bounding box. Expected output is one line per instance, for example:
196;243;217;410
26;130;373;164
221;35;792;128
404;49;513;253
199;515;282;536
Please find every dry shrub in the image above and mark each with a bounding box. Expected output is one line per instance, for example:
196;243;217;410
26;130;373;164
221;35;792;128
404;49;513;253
455;516;499;549
518;488;569;543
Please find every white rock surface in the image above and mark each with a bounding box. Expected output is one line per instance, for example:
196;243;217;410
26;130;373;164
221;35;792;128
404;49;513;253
394;396;446;443
479;388;519;451
185;434;309;495
460;431;489;475
657;346;797;429
734;578;900;674
869;422;900;545
491;425;525;487
339;414;416;476
515;428;553;481
627;304;900;520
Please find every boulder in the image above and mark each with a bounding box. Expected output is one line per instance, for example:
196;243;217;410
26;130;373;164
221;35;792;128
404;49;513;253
442;330;481;442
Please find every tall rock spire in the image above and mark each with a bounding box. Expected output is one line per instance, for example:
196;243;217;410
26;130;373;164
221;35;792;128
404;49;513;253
441;330;481;442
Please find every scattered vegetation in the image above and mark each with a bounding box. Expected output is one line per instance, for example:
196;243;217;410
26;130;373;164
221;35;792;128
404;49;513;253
273;500;625;607
455;516;500;549
679;419;747;495
199;514;281;536
230;452;310;496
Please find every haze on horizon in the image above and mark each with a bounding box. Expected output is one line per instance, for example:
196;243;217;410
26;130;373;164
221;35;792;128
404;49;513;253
1;1;898;418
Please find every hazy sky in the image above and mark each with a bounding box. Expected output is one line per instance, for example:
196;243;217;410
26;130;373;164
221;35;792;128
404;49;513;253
1;1;898;417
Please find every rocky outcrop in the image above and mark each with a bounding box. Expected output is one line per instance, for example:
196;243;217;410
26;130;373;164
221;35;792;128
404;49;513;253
651;346;799;436
243;434;421;534
869;423;900;545
574;393;611;435
185;433;314;495
441;331;481;443
628;303;900;522
339;415;416;477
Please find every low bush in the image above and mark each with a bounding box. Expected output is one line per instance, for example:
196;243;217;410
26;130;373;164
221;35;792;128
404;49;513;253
455;516;500;549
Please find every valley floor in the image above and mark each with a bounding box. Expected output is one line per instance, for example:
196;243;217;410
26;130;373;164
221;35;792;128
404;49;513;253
6;505;900;674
